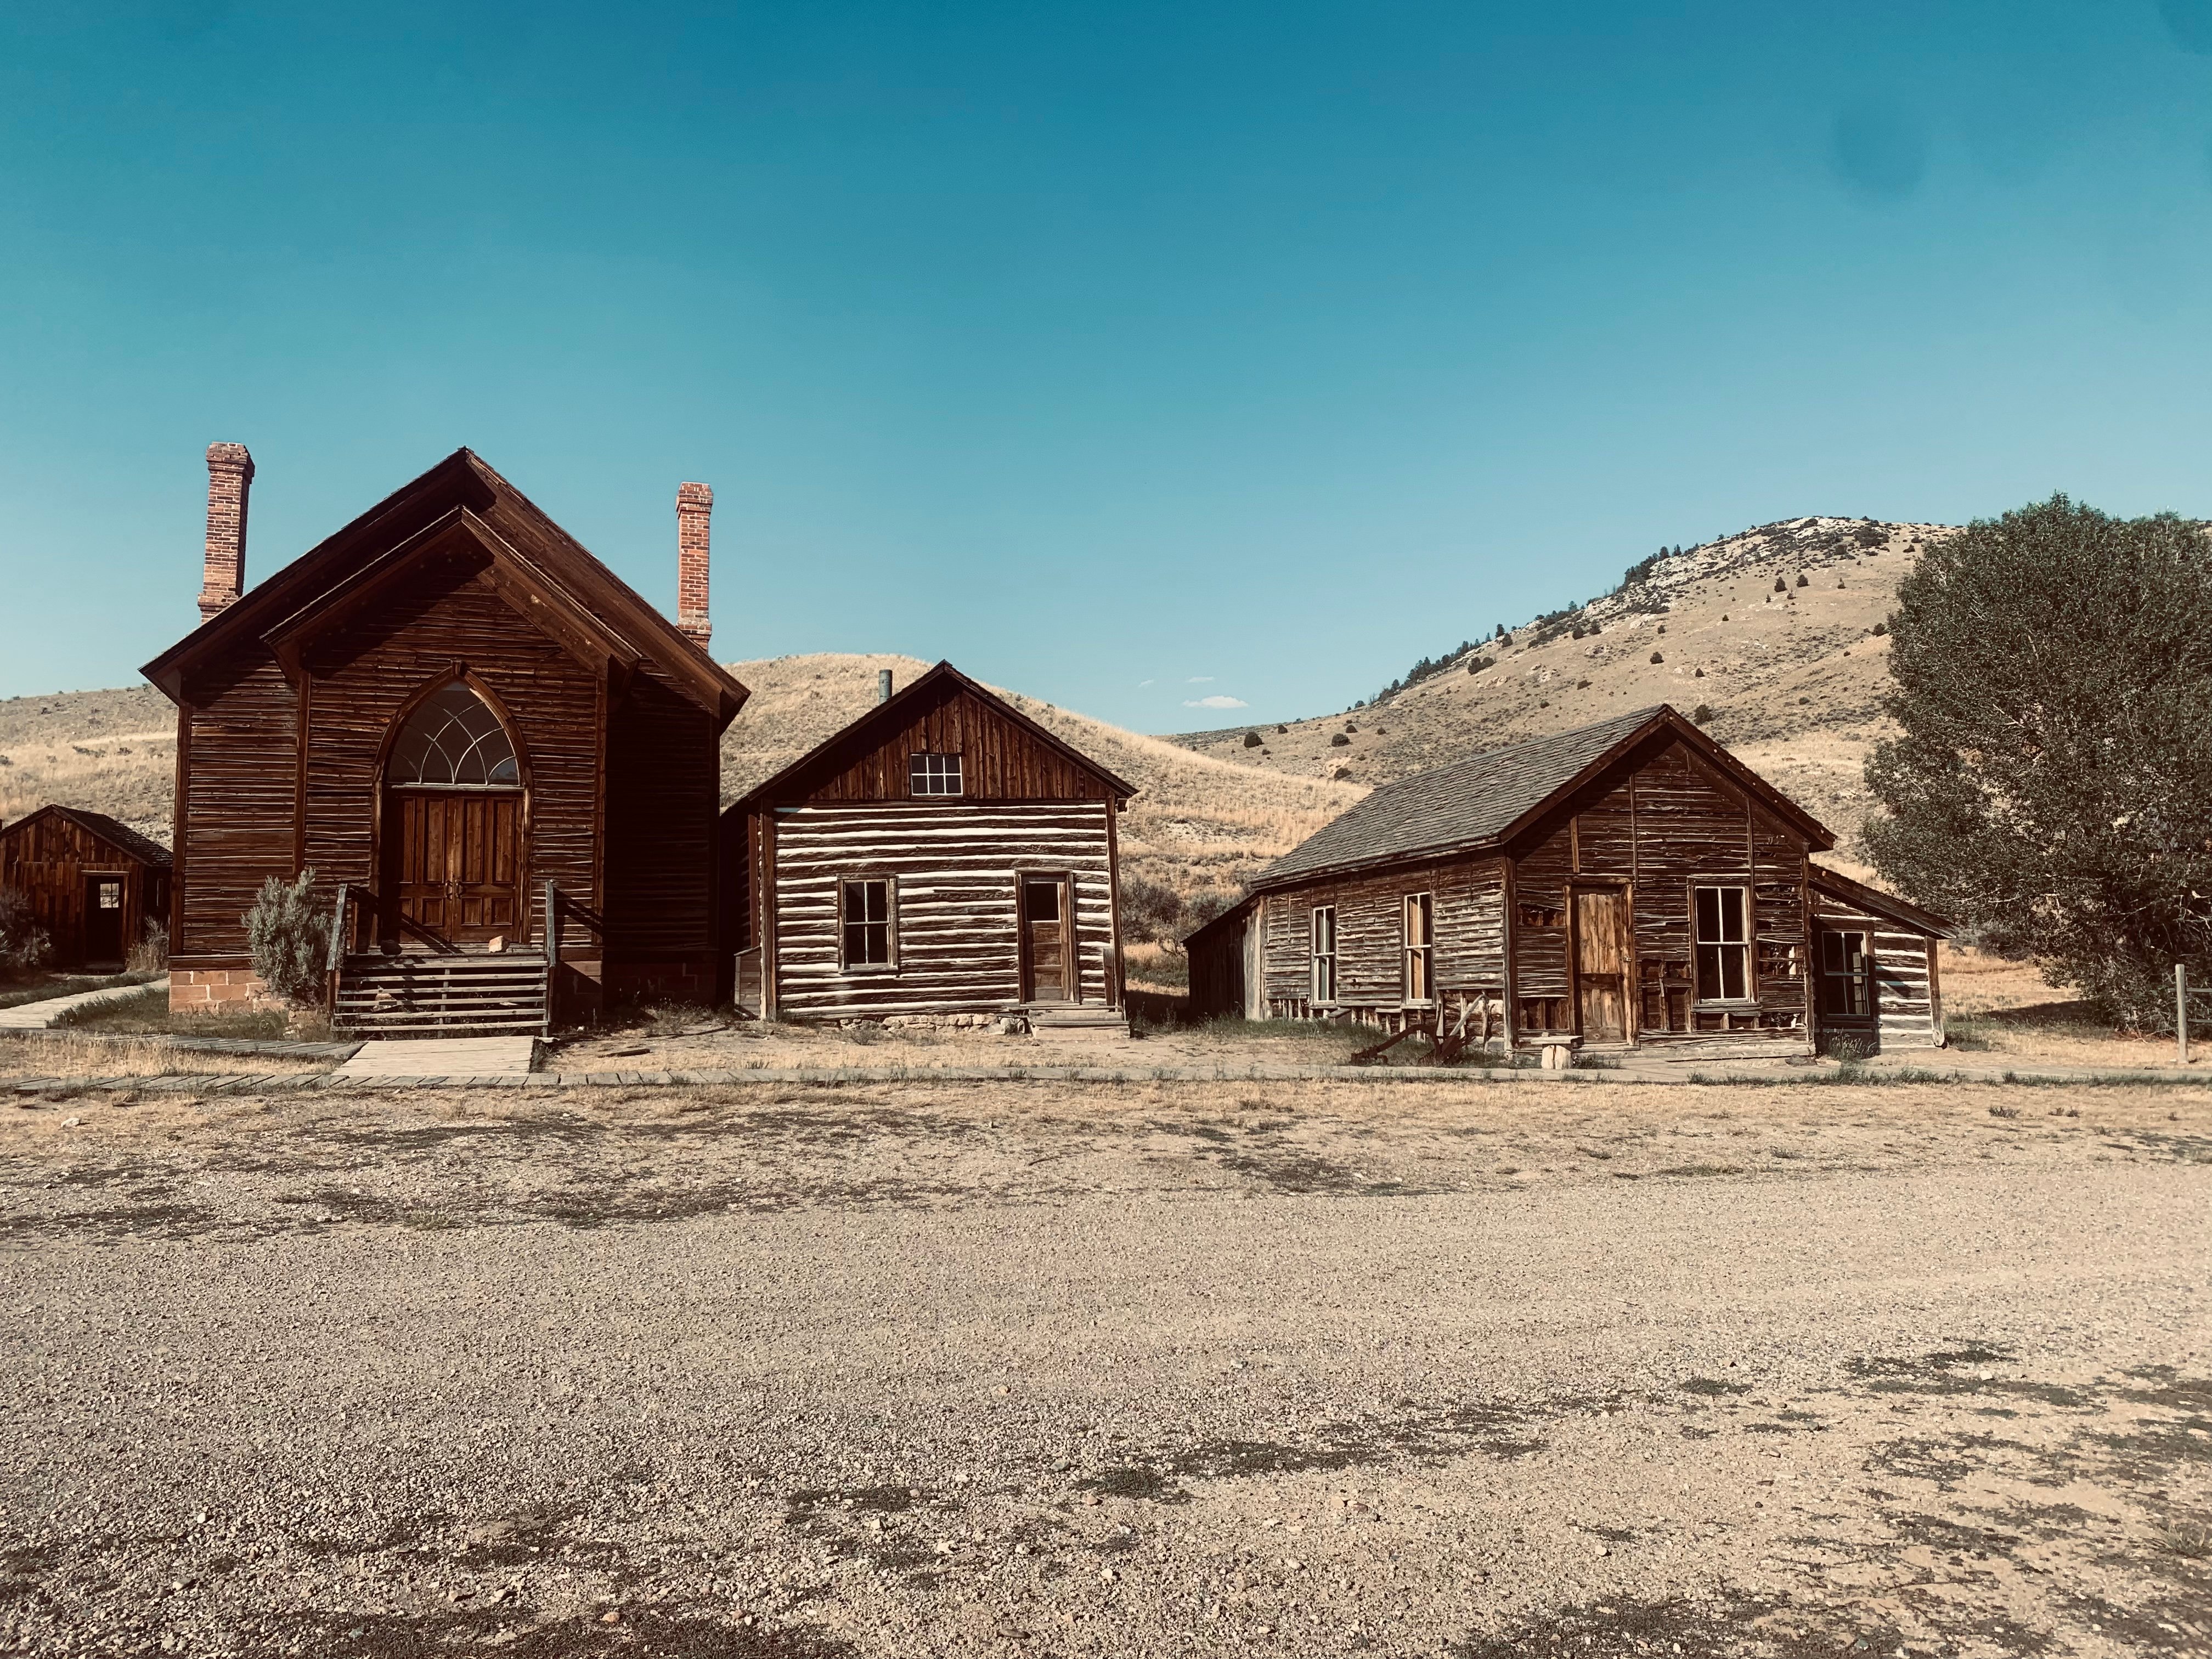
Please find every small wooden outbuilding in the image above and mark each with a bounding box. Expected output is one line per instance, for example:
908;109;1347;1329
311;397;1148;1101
1186;704;1948;1057
721;662;1136;1026
0;805;172;971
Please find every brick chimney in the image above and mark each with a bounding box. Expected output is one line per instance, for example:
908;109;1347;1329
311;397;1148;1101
675;482;712;648
199;442;254;622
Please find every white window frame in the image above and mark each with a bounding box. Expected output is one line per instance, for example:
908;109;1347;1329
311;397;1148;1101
1310;905;1338;1006
1693;884;1753;1003
1402;891;1435;1005
839;876;898;971
909;753;964;797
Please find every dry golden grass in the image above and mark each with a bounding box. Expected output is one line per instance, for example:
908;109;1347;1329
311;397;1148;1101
0;684;175;837
0;1032;326;1078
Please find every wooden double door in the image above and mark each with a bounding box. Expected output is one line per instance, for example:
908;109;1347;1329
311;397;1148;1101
382;788;523;948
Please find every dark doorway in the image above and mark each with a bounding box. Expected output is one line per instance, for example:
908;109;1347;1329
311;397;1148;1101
1020;873;1075;1003
82;874;125;967
1572;885;1629;1042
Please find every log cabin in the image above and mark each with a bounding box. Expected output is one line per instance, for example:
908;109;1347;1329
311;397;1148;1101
1185;704;1948;1058
721;662;1136;1029
141;445;748;1033
0;806;172;972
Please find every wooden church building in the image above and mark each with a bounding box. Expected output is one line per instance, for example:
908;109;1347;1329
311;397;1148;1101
1186;704;1948;1057
142;444;747;1030
721;662;1136;1027
0;805;172;972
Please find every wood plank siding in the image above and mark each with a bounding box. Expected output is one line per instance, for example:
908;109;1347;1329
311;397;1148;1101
1190;710;1943;1057
144;449;748;1017
0;808;169;970
1257;857;1507;1017
176;654;299;964
766;802;1116;1019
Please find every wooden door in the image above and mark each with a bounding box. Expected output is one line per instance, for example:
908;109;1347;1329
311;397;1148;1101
386;790;522;948
82;874;125;967
1573;886;1629;1042
1020;874;1074;1003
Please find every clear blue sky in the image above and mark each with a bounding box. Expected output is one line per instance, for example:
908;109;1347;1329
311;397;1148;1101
5;2;2212;728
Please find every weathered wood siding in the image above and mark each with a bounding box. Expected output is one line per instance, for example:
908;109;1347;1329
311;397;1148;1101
300;559;602;929
1507;735;1812;1046
604;664;721;990
791;681;1114;804
0;814;164;969
1187;901;1268;1021
768;802;1115;1019
1256;857;1508;1015
175;653;299;965
1813;891;1942;1049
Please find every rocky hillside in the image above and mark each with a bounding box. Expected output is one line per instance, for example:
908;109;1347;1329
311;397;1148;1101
1170;516;1957;855
0;656;1362;900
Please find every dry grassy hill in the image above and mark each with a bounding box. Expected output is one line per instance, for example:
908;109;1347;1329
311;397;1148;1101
0;656;1361;900
1171;516;1959;857
721;653;1363;898
0;685;177;847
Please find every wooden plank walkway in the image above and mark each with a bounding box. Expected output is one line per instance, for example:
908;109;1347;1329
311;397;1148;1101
0;977;168;1030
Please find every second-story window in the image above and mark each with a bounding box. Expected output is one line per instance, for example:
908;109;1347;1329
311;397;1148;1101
910;753;963;796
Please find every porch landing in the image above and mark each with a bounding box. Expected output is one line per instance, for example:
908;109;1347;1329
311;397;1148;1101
334;1036;540;1079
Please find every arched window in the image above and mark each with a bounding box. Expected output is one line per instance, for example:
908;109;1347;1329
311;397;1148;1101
387;681;520;787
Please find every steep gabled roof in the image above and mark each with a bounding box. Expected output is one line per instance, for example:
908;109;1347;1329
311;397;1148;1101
1809;864;1952;938
732;661;1138;810
1251;704;1832;890
0;804;171;867
141;449;748;727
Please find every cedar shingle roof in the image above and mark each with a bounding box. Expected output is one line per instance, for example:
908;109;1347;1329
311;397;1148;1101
1257;707;1666;887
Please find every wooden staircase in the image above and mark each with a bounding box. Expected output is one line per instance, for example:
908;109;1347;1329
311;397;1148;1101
333;951;550;1039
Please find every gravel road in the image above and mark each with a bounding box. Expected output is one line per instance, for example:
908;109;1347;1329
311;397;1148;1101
2;1077;2208;1657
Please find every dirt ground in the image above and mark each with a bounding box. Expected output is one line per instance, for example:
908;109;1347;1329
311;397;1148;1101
2;1073;2207;1657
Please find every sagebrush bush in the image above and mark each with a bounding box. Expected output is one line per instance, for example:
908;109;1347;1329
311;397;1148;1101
127;919;168;975
243;868;331;1006
0;887;51;979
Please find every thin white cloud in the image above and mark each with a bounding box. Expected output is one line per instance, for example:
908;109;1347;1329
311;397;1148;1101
1137;679;1155;687
1183;694;1248;709
1186;675;1214;684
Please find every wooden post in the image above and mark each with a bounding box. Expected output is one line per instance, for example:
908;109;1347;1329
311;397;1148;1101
544;881;560;1035
2179;963;2190;1065
325;883;350;1019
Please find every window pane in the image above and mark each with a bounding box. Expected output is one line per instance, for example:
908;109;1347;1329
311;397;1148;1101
390;682;518;788
1695;888;1719;941
1722;945;1747;1000
1696;944;1722;1000
1720;888;1746;943
1023;879;1060;922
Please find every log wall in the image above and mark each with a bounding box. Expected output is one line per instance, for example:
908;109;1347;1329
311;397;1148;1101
1812;891;1943;1050
765;801;1115;1020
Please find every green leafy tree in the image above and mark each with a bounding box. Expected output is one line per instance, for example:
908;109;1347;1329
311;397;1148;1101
1864;495;2212;1028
